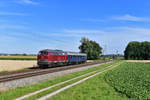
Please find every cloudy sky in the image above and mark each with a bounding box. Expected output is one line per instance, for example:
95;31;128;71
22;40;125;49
0;0;150;54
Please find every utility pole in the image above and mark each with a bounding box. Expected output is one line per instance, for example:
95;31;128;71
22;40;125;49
116;50;118;59
102;44;107;60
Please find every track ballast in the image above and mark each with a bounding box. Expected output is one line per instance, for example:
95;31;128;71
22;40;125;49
0;60;112;83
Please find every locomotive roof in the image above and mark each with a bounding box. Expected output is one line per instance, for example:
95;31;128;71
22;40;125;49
40;49;63;52
40;49;87;56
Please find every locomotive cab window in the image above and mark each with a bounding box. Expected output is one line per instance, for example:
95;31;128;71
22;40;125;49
39;51;48;55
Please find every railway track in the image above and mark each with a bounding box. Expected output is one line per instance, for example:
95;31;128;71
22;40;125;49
0;60;112;83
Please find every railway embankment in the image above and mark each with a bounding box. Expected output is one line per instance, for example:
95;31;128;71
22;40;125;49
0;61;112;91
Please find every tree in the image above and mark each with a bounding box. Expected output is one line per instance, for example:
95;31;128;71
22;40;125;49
79;37;102;60
140;41;150;60
124;41;150;60
124;41;140;59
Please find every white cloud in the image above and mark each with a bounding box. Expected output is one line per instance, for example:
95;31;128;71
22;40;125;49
0;12;27;16
22;0;38;5
60;27;150;54
82;15;150;23
63;27;150;38
116;27;150;36
64;29;105;34
49;29;107;37
16;0;39;5
112;14;150;22
48;27;150;38
1;25;150;54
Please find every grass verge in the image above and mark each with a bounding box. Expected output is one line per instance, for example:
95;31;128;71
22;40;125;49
49;69;130;100
24;61;123;100
24;70;98;100
0;68;31;75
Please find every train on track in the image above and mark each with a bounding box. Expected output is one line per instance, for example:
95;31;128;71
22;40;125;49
37;49;87;67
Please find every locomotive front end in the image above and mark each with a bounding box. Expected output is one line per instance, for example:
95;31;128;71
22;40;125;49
37;50;49;67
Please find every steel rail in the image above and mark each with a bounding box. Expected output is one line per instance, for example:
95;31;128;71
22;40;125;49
0;60;112;83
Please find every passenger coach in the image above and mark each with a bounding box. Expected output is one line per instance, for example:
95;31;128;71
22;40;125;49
37;49;87;67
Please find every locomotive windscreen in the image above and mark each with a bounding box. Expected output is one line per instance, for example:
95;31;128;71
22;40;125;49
39;51;48;55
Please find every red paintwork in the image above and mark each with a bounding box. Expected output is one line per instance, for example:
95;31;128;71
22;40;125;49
38;51;68;63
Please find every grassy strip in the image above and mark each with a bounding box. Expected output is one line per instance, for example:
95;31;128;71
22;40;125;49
0;60;119;100
25;61;123;100
24;71;98;100
0;56;37;60
0;68;31;75
105;62;150;100
0;71;9;74
49;68;130;100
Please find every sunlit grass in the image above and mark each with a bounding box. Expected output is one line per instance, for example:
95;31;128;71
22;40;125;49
50;69;130;100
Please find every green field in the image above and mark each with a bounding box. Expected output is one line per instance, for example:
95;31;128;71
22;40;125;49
0;56;37;60
50;66;129;100
105;62;150;100
0;61;122;100
4;60;149;100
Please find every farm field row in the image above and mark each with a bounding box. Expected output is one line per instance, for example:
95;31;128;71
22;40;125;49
105;62;150;100
0;60;124;100
0;60;37;72
0;56;37;60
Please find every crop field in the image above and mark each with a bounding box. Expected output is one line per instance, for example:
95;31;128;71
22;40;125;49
105;62;150;100
0;60;37;71
0;56;37;60
0;56;37;72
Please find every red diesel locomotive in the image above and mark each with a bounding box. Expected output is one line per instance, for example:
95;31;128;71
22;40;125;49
37;49;87;67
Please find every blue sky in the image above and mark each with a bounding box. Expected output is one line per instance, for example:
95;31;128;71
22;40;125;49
1;0;150;54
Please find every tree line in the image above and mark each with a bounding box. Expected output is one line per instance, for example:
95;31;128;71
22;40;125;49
79;37;102;60
124;41;150;60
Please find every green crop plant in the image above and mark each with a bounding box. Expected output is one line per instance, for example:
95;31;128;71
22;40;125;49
105;62;150;100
